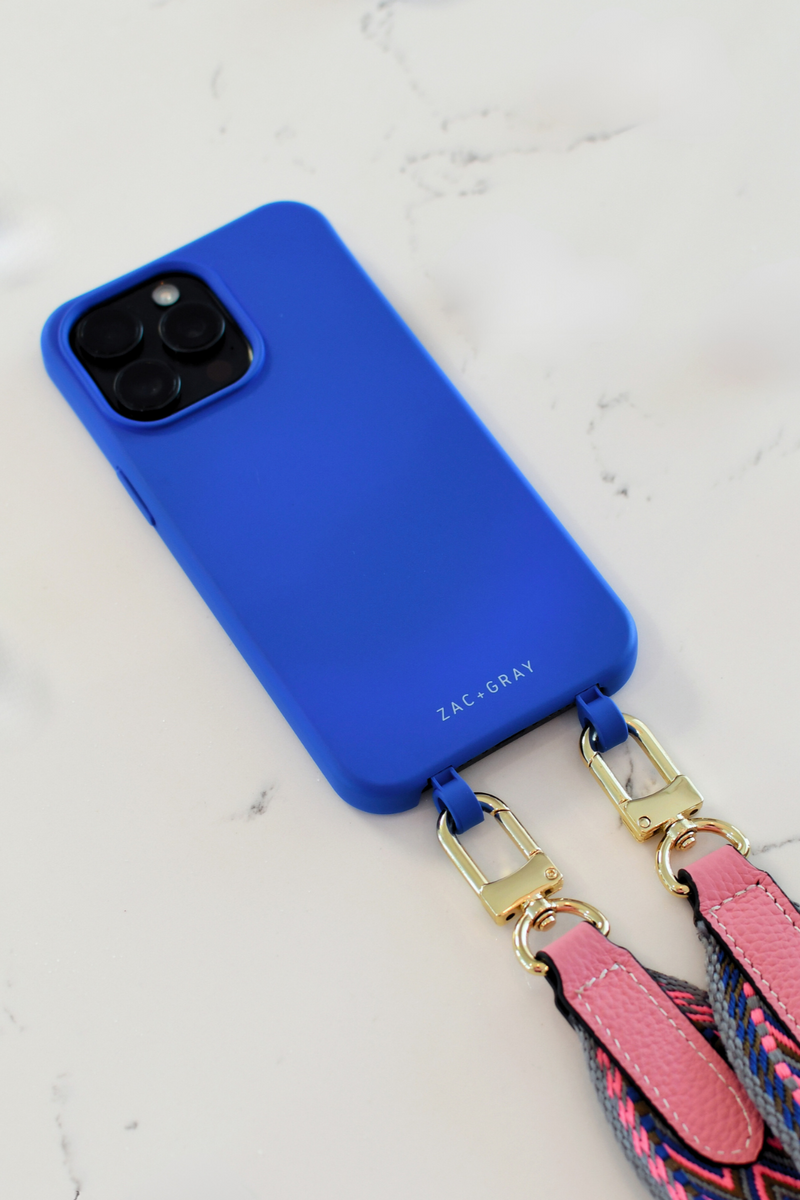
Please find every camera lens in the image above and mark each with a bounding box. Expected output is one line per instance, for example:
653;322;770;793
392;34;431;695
113;360;181;414
159;302;225;355
76;308;143;360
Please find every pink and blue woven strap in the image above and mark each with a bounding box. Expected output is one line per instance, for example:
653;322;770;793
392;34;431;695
682;846;800;1176
537;922;800;1199
540;922;763;1166
579;1023;800;1200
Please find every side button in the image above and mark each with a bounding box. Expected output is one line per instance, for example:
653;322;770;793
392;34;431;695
115;469;156;526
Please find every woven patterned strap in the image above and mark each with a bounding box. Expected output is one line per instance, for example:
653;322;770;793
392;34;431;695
684;847;800;1043
542;922;762;1164
577;1018;800;1200
683;845;800;1174
540;924;800;1200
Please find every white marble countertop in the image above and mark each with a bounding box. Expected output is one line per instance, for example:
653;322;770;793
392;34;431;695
3;2;800;1197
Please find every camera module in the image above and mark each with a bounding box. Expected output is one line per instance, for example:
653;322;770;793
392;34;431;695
70;273;252;422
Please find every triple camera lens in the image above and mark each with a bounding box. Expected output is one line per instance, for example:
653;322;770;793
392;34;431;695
75;291;228;417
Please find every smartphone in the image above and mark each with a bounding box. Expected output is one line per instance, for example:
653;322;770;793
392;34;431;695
41;202;636;815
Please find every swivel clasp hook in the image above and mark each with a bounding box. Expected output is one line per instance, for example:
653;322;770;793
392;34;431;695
437;794;609;974
580;714;749;895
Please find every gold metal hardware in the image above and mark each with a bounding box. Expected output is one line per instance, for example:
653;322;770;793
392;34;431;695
437;793;610;975
656;815;750;896
580;715;703;842
580;713;750;896
437;794;563;924
514;898;610;974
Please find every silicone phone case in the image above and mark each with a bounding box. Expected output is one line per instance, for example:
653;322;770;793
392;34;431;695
41;202;637;814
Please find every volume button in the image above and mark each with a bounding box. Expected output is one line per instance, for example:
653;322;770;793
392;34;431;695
115;469;156;526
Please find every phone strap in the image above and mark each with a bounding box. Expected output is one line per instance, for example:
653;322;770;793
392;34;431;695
435;791;800;1199
678;847;800;1174
538;924;793;1200
579;704;800;1177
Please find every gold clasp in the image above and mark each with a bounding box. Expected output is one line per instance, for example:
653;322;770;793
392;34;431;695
437;794;610;974
656;815;750;896
580;714;749;895
580;715;703;841
514;897;610;974
437;794;563;924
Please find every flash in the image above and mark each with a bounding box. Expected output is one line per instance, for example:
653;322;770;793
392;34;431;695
151;283;180;307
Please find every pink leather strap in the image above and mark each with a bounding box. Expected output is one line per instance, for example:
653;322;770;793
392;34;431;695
686;845;800;1041
544;921;762;1164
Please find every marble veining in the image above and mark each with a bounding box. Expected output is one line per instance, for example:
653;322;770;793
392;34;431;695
53;1076;82;1200
241;784;277;821
753;837;800;859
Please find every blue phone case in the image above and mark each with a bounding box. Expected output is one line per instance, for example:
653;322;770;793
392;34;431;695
42;202;636;815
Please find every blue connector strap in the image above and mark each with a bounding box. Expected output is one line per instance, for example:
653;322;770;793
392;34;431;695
431;767;485;834
575;685;628;752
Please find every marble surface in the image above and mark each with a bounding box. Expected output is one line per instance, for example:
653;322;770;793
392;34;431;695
2;1;800;1196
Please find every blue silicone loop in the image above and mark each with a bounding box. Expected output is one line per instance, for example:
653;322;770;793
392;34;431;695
575;685;628;752
431;767;485;834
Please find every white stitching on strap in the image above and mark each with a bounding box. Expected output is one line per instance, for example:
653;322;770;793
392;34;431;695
575;962;756;1157
706;880;800;1037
